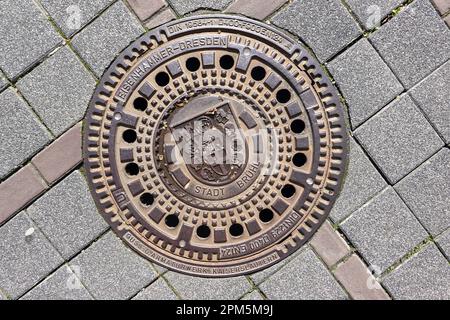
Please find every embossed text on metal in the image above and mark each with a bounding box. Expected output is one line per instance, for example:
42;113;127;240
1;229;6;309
83;15;348;277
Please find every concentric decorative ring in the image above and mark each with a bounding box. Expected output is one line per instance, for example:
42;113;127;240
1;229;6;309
83;14;349;277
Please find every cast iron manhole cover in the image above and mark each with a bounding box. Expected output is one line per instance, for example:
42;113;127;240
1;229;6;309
84;15;348;277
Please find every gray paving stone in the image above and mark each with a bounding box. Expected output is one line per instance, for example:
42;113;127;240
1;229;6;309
133;278;178;300
27;171;108;260
17;46;96;136
330;138;387;222
71;1;145;77
41;0;114;37
345;0;403;29
165;272;251;300
436;229;450;260
0;212;63;299
69;231;156;300
354;94;443;184
341;187;428;272
370;0;450;89
241;290;264;300
168;0;232;15
226;0;287;20
260;248;347;300
0;0;62;79
272;0;361;62
382;244;450;300
21;264;93;300
395;149;450;236
249;246;307;285
327;38;403;127
0;88;51;180
410;60;450;143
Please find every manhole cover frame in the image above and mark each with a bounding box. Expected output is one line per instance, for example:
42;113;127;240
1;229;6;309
83;14;349;277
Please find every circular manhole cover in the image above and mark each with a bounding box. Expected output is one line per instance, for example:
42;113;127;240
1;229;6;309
83;15;348;277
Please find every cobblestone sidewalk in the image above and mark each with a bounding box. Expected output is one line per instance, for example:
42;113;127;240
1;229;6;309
0;0;449;300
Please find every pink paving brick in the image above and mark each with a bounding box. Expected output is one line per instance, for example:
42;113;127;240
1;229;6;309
31;122;82;185
0;165;47;225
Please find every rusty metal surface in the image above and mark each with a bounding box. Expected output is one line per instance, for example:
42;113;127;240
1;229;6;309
83;14;348;277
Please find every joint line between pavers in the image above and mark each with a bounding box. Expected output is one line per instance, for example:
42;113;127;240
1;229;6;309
160;274;184;300
139;2;173;27
392;145;444;186
261;0;291;22
32;0;103;81
351;134;392;184
127;274;164;300
14;216;66;299
122;0;148;30
389;188;448;261
350;90;406;131
0;133;84;228
430;0;450;17
339;0;366;32
407;58;450;145
11;84;55;137
18;227;113;300
380;236;434;279
330;226;394;299
309;246;354;299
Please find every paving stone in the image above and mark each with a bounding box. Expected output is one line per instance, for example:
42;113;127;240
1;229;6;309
249;246;307;285
327;38;403;127
310;221;351;267
272;0;361;62
31;122;82;185
72;1;145;77
0;0;62;79
241;290;264;300
334;254;390;300
165;272;251;300
382;244;450;300
128;0;166;21
0;165;47;225
41;0;115;37
432;0;450;14
354;94;443;184
345;0;403;29
133;278;178;300
27;171;108;260
168;0;232;15
370;0;450;89
145;7;177;29
0;212;63;299
17;47;96;136
410;60;450;143
435;229;450;260
260;248;347;300
21;264;93;300
445;14;450;27
330;138;387;222
0;73;7;92
0;88;51;180
395;149;450;236
226;0;287;20
341;187;428;272
69;231;156;300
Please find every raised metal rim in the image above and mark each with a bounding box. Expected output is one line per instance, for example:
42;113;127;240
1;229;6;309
83;14;349;277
